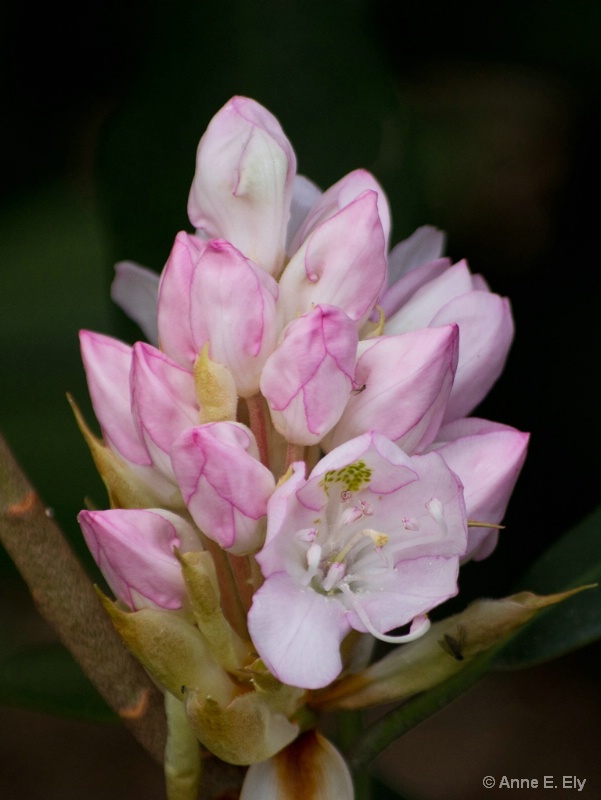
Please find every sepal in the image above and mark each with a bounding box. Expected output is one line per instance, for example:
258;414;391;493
184;680;302;765
178;550;251;672
68;394;182;510
315;588;591;710
97;590;235;705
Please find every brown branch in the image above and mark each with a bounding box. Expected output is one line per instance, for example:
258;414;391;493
0;433;167;763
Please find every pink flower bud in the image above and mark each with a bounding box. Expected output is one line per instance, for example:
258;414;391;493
188;96;296;276
79;330;150;466
324;325;459;454
158;234;278;396
157;232;206;368
78;508;200;610
261;305;358;445
385;260;514;421
130;342;198;478
171;422;275;554
287;168;391;256
430;417;529;559
111;261;159;345
277;190;387;328
188;239;278;397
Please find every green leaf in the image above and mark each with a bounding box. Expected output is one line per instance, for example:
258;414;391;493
494;504;601;668
0;642;116;722
345;583;594;767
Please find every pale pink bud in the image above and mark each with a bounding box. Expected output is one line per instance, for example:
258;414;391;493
285;174;322;255
288;168;391;255
277;190;387;328
385;260;514;421
430;417;529;560
260;305;358;445
78;508;200;610
79;330;150;466
157;232;206;368
158;234;278;396
187;96;296;276
171;422;275;555
324;325;459;454
386;225;446;287
130;343;199;478
432;291;514;422
188;239;278;397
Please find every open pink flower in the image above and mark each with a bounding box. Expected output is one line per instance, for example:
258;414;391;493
248;432;467;689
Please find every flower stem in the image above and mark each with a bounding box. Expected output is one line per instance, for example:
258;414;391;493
202;536;249;640
285;442;305;469
227;552;258;616
246;394;270;468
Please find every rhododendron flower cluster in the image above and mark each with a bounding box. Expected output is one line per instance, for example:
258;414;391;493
76;96;528;798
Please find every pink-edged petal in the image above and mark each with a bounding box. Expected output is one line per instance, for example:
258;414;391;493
262;463;309;557
111;261;160;344
171;423;275;554
288;168;391;255
324;325;459;454
78;508;200;610
79;330;149;465
277;191;387;327
260;305;358;445
189;239;278;397
303;432;419;504
385;259;475;334
187;96;296;276
347;555;459;635
379;258;451;319
431;417;529;558
386;225;446;286
158;232;205;368
130;343;198;476
434;292;514;421
248;573;349;689
285;174;322;254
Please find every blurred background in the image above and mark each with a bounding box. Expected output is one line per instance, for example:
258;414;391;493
1;1;601;797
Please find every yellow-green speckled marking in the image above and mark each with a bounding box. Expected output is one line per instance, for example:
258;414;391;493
320;460;373;494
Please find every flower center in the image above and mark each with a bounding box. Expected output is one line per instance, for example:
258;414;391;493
298;489;450;645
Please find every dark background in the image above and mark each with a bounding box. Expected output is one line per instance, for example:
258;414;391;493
1;1;601;797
